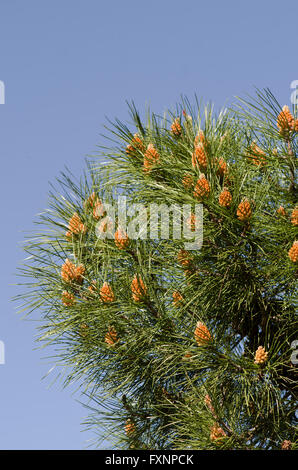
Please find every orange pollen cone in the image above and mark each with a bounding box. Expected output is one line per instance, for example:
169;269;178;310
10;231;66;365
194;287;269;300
131;275;147;301
100;282;115;302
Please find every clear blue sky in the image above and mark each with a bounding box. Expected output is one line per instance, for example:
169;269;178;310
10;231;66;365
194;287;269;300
0;0;297;450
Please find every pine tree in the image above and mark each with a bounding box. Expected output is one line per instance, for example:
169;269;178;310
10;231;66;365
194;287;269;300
16;89;297;449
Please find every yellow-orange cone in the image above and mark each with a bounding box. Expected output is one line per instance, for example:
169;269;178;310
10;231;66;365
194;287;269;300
171;117;182;137
277;105;294;133
61;291;75;307
219;188;232;207
115;228;130;249
177;249;192;267
93;199;105;220
84;192;98;210
277;206;286;217
172;291;183;306
182;173;194;190
281;440;292;450
125;419;136;436
131;274;147;301
66;212;86;238
100;282;115;302
194;321;212;346
192;143;207;170
288;241;298;263
126;133;145;156
204;394;215;414
105;326;118;346
290;207;298;226
216;157;228;175
237;199;252;221
143;143;160;173
210;424;226;441
61;259;85;284
194;130;205;146
254;346;268;364
194;174;210;200
247;142;266;166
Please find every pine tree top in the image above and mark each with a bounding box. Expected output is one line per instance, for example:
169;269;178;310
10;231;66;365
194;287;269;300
16;89;297;450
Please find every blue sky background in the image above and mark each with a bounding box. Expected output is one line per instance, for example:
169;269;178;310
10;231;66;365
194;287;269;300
0;0;297;449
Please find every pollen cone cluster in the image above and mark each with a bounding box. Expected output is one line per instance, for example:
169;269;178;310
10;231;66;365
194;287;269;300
93;199;105;220
84;192;105;219
61;259;85;284
237;199;252;221
125;419;136;436
182;173;194;190
100;282;115;303
248;142;266;166
177;249;192;267
105;326;118;346
204;394;215;415
131;275;147;301
126;133;145;155
277;206;286;217
194;321;212;346
288;241;298;262
281;440;292;450
210;424;226;441
172;290;183;306
171;117;182;137
84;192;98;210
61;291;75;307
290;207;298;226
216;157;228;176
193;174;210;200
143;143;160;173
66;212;86;238
254;346;268;365
87;280;97;295
277;105;297;134
194;130;205;146
219;188;232;207
192;142;207;170
115;228;130;249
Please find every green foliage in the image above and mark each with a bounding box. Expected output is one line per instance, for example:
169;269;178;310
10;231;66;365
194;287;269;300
16;90;297;449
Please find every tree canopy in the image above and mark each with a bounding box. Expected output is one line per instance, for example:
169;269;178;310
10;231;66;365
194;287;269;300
17;89;297;449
